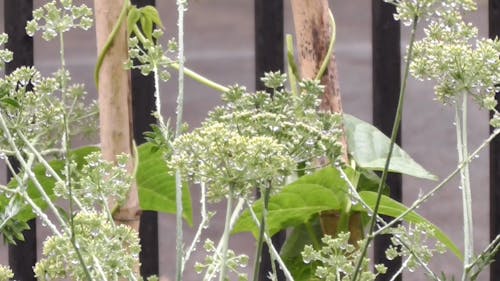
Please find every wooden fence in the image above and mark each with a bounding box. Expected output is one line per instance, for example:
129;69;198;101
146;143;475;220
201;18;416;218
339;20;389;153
2;0;500;280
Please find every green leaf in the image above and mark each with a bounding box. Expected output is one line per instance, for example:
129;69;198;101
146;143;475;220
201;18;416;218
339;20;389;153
136;142;193;226
344;114;438;180
140;16;153;40
127;6;141;37
140;5;164;29
354;191;462;260
233;167;349;237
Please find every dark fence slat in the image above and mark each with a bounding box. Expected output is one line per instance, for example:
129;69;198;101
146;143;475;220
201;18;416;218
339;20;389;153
130;0;159;278
489;1;500;280
372;1;402;281
4;1;36;281
255;0;285;280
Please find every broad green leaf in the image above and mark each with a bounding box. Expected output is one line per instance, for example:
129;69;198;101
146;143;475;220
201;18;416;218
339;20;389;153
233;167;349;237
233;184;341;237
355;191;462;260
344;114;437;180
136;143;193;226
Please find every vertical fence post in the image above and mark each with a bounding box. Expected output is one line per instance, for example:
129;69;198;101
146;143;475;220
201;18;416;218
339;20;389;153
489;1;500;280
254;0;284;280
372;1;403;280
130;0;159;278
4;1;37;281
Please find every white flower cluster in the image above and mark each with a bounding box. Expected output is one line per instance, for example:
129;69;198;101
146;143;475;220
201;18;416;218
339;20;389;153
384;223;446;273
126;30;177;82
170;72;343;201
210;75;343;169
54;152;132;211
389;0;500;126
385;0;476;26
0;265;13;281
194;239;249;281
170;122;295;202
34;212;141;281
408;1;500;106
26;0;93;41
0;33;13;70
302;233;387;281
0;66;97;153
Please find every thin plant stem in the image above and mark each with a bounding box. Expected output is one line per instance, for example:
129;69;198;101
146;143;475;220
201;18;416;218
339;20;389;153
351;16;419;281
183;182;210;266
286;34;299;96
314;9;336;81
60;30;93;281
205;198;245;281
389;257;411;281
252;181;272;281
245;200;295;281
455;91;474;280
94;0;130;87
170;62;229;93
3;155;62;236
337;168;442;280
375;128;500;236
219;194;234;281
175;1;187;280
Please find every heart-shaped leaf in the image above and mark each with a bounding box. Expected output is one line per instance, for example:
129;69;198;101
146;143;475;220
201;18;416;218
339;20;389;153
344;114;437;180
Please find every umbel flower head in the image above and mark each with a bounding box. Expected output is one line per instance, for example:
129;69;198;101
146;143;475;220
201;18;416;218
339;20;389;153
0;265;13;281
389;0;500;126
170;72;344;202
170;122;295;202
209;74;343;169
34;212;141;281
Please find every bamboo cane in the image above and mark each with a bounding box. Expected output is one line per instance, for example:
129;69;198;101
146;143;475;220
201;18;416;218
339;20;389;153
94;0;141;232
290;0;362;244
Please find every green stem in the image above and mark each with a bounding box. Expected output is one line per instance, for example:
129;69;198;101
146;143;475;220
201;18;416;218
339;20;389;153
94;0;131;87
286;34;299;96
456;91;473;280
245;200;295;281
170;62;229;93
314;9;336;81
219;194;234;281
374;127;499;237
351;16;419;281
252;182;272;281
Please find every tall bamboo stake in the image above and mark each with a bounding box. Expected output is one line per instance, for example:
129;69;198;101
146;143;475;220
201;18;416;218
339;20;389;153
290;0;362;243
94;0;141;232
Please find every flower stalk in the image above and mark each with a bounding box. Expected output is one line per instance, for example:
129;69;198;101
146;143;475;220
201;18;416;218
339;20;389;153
455;91;474;280
351;15;419;281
